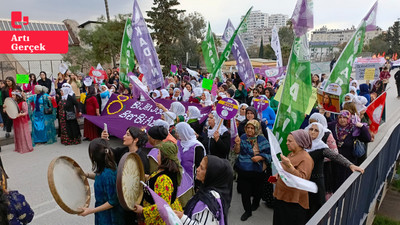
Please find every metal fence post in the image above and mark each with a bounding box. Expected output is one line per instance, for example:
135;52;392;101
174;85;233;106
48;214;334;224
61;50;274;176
28;61;30;73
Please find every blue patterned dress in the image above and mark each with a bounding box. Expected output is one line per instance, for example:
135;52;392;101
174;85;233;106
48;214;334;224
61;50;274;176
7;190;34;225
27;94;57;146
94;168;125;225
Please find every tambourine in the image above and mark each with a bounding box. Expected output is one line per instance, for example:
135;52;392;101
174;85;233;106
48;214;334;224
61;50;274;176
47;156;91;214
116;152;145;211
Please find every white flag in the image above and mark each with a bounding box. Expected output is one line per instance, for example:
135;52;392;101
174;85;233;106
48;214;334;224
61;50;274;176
271;26;283;68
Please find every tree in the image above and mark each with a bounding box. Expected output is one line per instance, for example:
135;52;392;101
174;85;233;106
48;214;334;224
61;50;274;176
62;46;92;72
386;21;400;55
79;14;129;66
259;37;264;58
172;12;206;68
364;34;389;54
278;26;294;65
263;44;275;59
146;0;186;74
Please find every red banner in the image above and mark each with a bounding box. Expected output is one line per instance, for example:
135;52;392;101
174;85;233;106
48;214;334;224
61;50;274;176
0;31;69;54
366;92;386;134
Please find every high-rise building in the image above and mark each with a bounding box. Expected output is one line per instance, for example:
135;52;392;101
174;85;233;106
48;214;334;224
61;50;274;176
239;11;289;49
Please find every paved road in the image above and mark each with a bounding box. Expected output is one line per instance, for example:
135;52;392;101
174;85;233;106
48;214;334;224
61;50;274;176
1;69;399;225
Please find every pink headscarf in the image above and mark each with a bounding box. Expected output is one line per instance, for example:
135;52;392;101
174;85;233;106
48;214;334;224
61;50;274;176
290;130;312;149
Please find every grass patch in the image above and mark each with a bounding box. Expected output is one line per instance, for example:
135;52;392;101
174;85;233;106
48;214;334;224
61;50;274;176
373;215;400;225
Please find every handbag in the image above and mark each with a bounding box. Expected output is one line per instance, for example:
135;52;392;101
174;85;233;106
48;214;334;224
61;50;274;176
43;96;53;115
66;111;76;120
353;139;366;158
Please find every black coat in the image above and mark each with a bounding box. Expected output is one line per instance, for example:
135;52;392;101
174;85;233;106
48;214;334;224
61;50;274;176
202;130;231;159
38;79;52;93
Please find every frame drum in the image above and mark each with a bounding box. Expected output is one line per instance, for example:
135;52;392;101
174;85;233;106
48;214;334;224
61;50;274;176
116;152;145;211
47;156;91;214
4;97;19;119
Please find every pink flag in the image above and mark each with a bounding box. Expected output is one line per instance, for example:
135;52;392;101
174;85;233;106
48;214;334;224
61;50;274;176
211;83;218;96
142;182;183;225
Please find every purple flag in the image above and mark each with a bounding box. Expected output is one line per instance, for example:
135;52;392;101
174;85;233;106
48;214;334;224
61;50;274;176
142;182;183;225
291;0;314;37
260;66;286;82
223;19;255;87
85;94;163;139
171;64;177;74
363;1;378;32
131;0;164;90
254;68;260;74
128;73;151;101
83;94;212;139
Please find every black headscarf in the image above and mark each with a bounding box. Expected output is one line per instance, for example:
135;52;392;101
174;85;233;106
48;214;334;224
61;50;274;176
184;155;233;223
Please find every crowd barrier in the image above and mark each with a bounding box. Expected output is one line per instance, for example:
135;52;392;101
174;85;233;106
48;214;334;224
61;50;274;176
307;121;400;225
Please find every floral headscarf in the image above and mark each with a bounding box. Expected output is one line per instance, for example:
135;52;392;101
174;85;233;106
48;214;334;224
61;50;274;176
336;110;354;144
245;119;261;146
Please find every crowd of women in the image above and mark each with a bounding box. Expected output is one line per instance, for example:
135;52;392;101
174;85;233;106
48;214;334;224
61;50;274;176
0;64;389;225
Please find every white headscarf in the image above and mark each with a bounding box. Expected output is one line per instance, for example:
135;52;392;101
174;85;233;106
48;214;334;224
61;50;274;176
193;87;203;97
309;112;330;133
153;119;170;131
176;122;205;153
201;91;213;106
169;102;186;117
160;89;169;99
349;86;358;96
235;103;248;122
187;106;201;120
342;93;355;107
61;83;73;100
355;96;367;113
207;111;229;138
152;90;161;99
163;112;176;126
172;88;181;101
182;87;191;102
350;80;359;90
304;122;329;152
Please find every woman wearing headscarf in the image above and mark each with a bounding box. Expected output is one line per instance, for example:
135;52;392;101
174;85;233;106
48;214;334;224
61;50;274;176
189;87;203;104
175;122;206;207
169;102;186;119
349;86;358;96
27;85;50;145
234;82;248;104
99;85;111;113
153;119;177;144
200;91;213;107
272;130;314;225
328;110;371;191
237;106;268;138
83;85;100;141
358;84;371;106
308;112;337;197
59;84;81;145
160;89;169;99
304;122;364;219
133;142;183;225
234;120;271;221
147;125;169;174
202;111;231;159
182;83;192;102
349;80;360;95
172;88;182;101
235;103;248;124
186;106;202;135
175;155;234;225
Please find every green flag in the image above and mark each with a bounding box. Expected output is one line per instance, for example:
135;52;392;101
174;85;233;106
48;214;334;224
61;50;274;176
210;7;252;79
272;35;312;155
201;23;219;75
322;22;366;102
119;19;136;87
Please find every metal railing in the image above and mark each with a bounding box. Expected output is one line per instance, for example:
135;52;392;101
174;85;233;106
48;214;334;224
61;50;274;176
307;121;400;225
0;60;63;80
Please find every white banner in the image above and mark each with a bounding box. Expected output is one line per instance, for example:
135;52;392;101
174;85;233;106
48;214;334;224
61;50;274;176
267;128;318;193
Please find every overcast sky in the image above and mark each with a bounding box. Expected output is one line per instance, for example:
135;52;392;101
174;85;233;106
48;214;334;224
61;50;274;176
0;0;398;34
